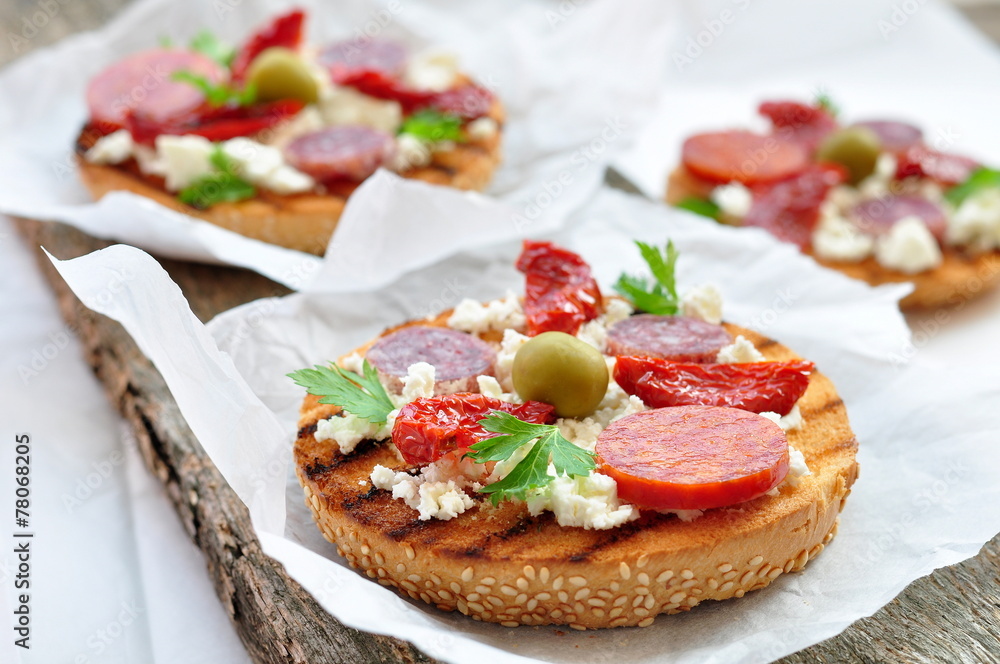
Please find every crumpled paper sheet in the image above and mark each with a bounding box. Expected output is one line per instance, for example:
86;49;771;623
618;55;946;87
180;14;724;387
0;0;677;288
43;181;1000;663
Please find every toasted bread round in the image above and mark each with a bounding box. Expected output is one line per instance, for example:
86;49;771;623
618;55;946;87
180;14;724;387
666;165;1000;309
294;310;858;629
75;98;503;256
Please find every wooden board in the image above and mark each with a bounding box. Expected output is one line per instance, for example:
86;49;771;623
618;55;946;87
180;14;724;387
4;0;1000;661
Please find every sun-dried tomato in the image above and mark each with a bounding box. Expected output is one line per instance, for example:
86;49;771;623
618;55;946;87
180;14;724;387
515;240;603;337
230;9;306;80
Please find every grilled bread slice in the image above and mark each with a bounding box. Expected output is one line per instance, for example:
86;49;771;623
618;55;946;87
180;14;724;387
294;312;858;629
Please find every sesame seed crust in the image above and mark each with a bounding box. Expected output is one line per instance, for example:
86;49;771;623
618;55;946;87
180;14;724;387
294;314;858;629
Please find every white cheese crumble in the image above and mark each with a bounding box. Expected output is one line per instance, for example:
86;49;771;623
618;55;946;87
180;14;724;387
556;383;646;452
340;352;364;374
392;133;432;171
399;362;436;403
681;284;723;324
857;152;898;199
84;129;134;165
466;117;499;141
716;335;765;363
402;49;459;92
155;135;216;190
812;208;876;263
785;445;811;486
760;404;803;432
370;454;486;521
710;182;753;218
874;215;943;274
947;187;1000;253
525;472;638;530
267;106;325;150
315;411;393;455
494;328;530;392
575;319;607;351
604;298;634;326
222;137;315;194
476;375;519;403
447;292;526;335
319;84;403;134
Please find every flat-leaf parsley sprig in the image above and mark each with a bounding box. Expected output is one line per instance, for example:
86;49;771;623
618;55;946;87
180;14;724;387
466;411;596;505
178;146;257;209
287;359;395;424
614;239;680;315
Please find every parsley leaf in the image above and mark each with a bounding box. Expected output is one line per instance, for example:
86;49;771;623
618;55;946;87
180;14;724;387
177;146;257;209
287;359;396;425
189;29;236;68
466;411;596;506
172;70;257;107
815;90;839;118
399;109;465;143
613;240;680;315
944;167;1000;207
675;196;720;220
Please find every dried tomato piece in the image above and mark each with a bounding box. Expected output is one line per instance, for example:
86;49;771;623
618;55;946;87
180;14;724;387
596;406;789;511
392;394;555;466
331;69;435;113
614;356;814;416
125;100;304;144
743;164;844;249
515;240;603;337
681;130;809;185
759;100;838;152
895;145;979;186
230;9;306;80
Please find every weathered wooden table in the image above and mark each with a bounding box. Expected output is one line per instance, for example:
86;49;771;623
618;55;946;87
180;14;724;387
4;1;999;662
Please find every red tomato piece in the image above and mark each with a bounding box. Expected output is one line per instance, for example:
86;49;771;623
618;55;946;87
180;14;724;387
614;356;814;416
895;145;979;186
742;164;844;249
681;131;809;185
230;9;306;80
391;394;555;466
331;69;435;113
758;100;838;152
86;49;226;132
596;406;789;511
515;240;603;337
125;100;304;145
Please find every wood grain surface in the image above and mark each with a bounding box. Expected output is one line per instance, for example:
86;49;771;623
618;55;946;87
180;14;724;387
4;2;999;663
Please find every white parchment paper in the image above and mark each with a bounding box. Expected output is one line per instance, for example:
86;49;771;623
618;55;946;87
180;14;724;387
0;0;676;287
44;182;1000;663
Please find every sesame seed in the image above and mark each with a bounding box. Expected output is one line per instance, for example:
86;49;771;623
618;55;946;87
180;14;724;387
757;565;770;577
740;571;755;585
635;587;650;596
552;576;564;590
593;608;605;618
720;581;734;592
419;592;430;603
717;563;733;573
613;595;628;607
680;569;694;580
723;570;738;581
310;494;320;511
467;593;481;602
360;545;371;556
558;591;569;603
707;578;718;590
636;572;650;586
587;597;606;607
610;617;628;627
361;556;372;568
515;593;528;605
634;607;649;617
669;591;686;603
749;555;764;566
407;574;422;583
574;588;591;600
597;589;613;599
429;573;442;585
461;567;474;582
481;576;496;586
565;613;578;623
609;581;620;592
535;592;551;600
656;570;674;583
795;550;809;568
638;617;655;628
643;594;655;610
516;578;529;591
403;544;415;560
783;559;795;573
574;602;585;614
374;553;385;566
526;598;538;611
539;567;550;583
570;623;587;631
457;600;469;615
365;569;377;579
609;607;623;618
450;582;461;593
377;568;387;579
636;555;650;569
632;595;644;608
395;563;405;573
348;531;358;542
767;567;783;580
401;581;418;592
487;596;503;608
684;596;699;606
691;588;704;596
439;590;452;600
734;589;746;598
475;585;491;594
501;621;519;628
500;585;517;596
523;566;536;581
619;562;631;580
811;543;824;557
550;609;563;619
568;576;586;587
468;602;485;613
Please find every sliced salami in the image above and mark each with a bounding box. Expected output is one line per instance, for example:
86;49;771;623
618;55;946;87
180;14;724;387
852;120;923;152
849;195;947;242
895;145;978;186
744;164;844;249
759;100;838;152
285;126;395;181
429;84;494;120
86;49;225;130
365;326;496;394
596;406;789;511
318;38;408;78
606;315;731;362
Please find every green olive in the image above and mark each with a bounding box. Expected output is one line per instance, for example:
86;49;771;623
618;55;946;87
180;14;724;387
816;126;882;185
245;47;318;104
512;332;609;419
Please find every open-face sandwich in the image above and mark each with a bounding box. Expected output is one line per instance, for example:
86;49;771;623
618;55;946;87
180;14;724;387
290;239;858;629
666;97;1000;309
76;8;503;254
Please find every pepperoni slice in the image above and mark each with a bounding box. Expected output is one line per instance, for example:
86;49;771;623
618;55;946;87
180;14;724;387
849;195;947;242
516;241;603;337
86;49;225;130
230;9;306;80
392;394;555;466
596;406;789;511
896;145;979;186
853;120;923;152
758;100;838;152
743;164;844;249
285;126;395;181
614;356;813;415
681;131;809;185
318;39;408;79
606;315;731;362
365;326;496;395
